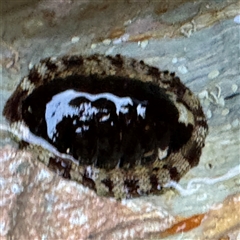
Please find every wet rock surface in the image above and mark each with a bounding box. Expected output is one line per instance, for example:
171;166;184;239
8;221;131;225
1;0;239;238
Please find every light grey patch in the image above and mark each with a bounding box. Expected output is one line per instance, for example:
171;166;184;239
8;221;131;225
178;65;188;74
45;193;58;213
37;169;52;181
206;109;212;119
231;84;238;93
221;108;229;116
208;69;219;79
69;209;88;226
16;162;30;175
231;119;239;129
11;183;23;195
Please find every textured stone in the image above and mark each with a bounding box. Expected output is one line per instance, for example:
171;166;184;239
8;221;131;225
201;193;240;239
0;145;175;239
1;0;239;238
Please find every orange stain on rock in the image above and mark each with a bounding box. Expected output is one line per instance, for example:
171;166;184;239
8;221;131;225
108;28;125;39
160;213;205;238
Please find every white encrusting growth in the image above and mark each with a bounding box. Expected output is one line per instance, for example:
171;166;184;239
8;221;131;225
0;123;79;165
234;15;240;24
45;90;147;139
165;165;240;196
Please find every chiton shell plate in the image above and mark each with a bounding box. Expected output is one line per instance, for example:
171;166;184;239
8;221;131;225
3;54;208;199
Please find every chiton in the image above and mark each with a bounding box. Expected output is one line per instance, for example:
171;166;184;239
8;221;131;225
3;54;208;199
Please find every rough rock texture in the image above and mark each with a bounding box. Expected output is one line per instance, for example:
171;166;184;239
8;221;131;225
1;145;239;239
200;193;240;239
0;145;175;239
168;193;240;240
1;0;239;239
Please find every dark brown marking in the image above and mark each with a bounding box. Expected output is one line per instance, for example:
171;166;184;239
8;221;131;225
148;66;160;78
28;70;42;85
3;89;28;122
62;56;84;68
124;179;140;195
101;178;114;193
44;59;58;72
169;167;180;181
183;141;202;167
48;157;71;179
82;176;96;191
150;174;159;191
107;55;124;68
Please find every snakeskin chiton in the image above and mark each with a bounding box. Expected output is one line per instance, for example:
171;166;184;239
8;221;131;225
3;54;208;199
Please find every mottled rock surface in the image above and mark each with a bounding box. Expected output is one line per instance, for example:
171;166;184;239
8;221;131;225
0;145;175;239
1;0;239;239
